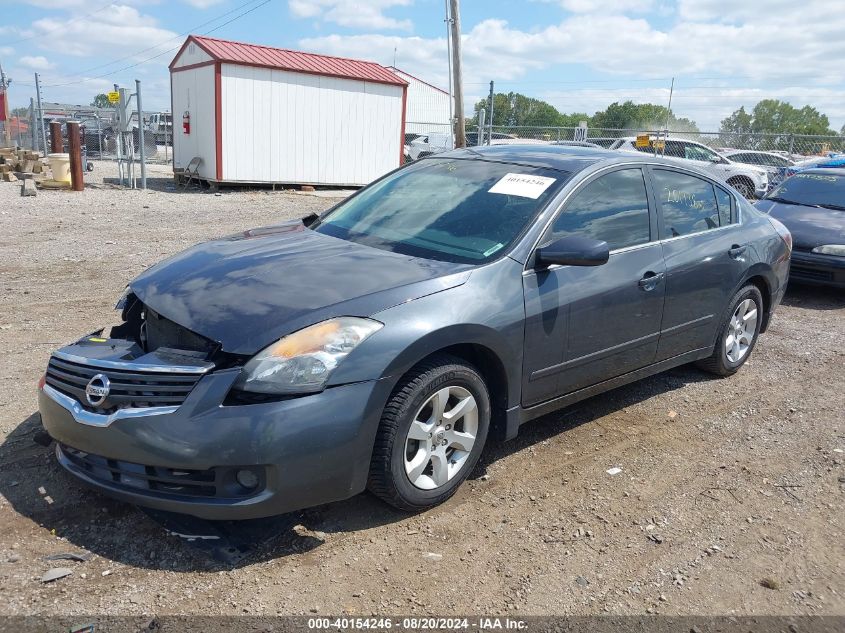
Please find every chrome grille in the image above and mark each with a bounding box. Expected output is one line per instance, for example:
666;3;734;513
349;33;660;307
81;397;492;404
45;355;203;411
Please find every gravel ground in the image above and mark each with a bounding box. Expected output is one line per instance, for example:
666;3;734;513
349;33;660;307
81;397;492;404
0;161;843;617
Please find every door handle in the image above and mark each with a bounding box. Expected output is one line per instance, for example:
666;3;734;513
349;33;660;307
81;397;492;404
729;243;748;259
638;271;664;291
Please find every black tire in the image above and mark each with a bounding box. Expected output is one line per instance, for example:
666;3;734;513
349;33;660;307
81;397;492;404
368;354;491;512
696;284;764;376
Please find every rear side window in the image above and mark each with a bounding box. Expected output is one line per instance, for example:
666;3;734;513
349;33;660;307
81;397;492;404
733;153;757;164
548;168;651;250
715;186;733;226
653;170;721;238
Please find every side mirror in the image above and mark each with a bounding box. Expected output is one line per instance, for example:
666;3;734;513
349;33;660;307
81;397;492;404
535;235;610;268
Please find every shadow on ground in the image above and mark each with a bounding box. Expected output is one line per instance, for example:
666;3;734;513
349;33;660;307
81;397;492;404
99;176;202;193
781;282;845;310
0;363;714;573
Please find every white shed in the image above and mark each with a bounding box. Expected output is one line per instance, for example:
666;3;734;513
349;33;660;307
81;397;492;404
169;35;408;186
388;67;452;135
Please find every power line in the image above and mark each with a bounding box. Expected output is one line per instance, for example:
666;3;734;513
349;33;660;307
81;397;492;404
42;0;273;88
45;0;270;84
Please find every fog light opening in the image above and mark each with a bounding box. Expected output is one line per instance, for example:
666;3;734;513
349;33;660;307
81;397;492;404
235;469;259;490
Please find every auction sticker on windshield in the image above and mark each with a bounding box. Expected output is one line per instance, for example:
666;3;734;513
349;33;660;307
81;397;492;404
489;173;556;199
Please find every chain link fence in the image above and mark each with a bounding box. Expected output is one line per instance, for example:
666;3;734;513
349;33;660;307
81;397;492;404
479;125;844;158
20;102;174;165
405;121;844;159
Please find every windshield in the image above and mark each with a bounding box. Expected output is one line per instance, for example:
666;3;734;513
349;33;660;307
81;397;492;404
766;172;845;208
315;158;568;264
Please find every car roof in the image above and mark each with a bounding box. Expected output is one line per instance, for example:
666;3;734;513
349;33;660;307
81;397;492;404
799;167;845;176
724;150;778;155
434;144;714;174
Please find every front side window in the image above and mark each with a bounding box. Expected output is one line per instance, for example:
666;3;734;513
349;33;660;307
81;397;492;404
546;168;651;250
315;158;568;264
684;143;719;162
653;170;721;238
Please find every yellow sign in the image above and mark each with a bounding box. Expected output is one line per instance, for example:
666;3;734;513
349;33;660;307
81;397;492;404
635;134;650;148
107;91;120;104
652;139;665;151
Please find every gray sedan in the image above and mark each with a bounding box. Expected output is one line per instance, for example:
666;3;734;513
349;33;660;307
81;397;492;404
38;146;791;518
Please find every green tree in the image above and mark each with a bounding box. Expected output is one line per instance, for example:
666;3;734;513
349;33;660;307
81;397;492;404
11;106;30;118
90;93;116;109
721;100;835;136
590;101;699;132
471;92;573;128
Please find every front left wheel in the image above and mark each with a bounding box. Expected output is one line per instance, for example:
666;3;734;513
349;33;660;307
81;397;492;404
368;355;491;512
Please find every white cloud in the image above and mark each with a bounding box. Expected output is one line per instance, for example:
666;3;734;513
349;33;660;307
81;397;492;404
19;55;55;70
30;6;179;59
300;1;845;130
0;46;14;56
559;0;653;13
17;0;154;7
300;32;450;84
181;0;225;8
289;0;413;31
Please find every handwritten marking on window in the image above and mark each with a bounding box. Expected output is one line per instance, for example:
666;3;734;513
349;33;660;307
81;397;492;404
664;187;705;210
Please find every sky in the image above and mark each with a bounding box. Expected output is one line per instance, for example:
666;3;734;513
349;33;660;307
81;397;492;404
1;0;844;131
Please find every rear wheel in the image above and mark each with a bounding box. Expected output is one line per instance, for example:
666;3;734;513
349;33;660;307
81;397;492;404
696;284;763;376
368;355;490;512
728;177;755;199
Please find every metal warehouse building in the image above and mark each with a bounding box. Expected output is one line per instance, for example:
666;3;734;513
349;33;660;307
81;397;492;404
388;67;452;135
169;35;408;187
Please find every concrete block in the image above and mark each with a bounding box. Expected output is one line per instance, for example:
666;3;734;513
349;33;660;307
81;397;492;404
21;178;37;196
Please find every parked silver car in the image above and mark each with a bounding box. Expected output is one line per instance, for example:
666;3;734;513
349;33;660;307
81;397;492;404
611;136;769;199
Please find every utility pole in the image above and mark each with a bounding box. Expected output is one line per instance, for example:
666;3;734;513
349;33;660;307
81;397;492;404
29;98;36;151
34;72;48;156
448;0;465;148
0;61;11;147
443;0;454;149
487;80;494;145
136;79;146;190
660;76;674;157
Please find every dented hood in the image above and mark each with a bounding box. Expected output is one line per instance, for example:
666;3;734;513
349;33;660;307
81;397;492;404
129;221;471;355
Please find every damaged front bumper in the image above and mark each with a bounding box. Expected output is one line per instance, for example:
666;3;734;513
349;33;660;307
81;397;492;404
38;338;391;519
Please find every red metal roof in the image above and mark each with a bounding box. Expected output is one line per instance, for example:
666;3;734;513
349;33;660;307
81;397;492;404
172;35;407;87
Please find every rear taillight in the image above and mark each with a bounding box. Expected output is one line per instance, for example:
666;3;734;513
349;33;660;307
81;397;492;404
769;217;792;252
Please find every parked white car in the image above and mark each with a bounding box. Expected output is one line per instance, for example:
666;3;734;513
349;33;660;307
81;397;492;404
408;132;548;160
407;133;453;160
720;150;795;187
611;136;769;198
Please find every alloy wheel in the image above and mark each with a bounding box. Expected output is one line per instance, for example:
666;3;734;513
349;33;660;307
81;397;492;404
725;298;758;363
404;386;479;490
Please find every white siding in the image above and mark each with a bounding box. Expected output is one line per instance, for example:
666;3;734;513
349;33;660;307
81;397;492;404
220;64;403;186
391;69;452;134
171;64;216;179
172;41;213;69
